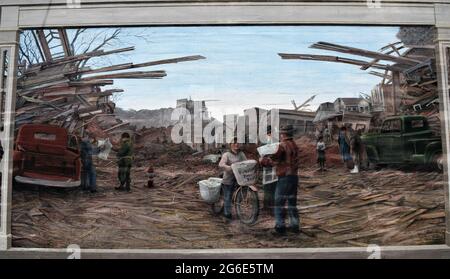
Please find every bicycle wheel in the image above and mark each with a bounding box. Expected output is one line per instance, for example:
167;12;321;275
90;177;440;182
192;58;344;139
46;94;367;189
235;186;259;225
211;187;224;215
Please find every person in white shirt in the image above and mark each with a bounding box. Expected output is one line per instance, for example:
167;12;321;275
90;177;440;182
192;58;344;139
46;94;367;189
218;137;247;221
316;135;326;171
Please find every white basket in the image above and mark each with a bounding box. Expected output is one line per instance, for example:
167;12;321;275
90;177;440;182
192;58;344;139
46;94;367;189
198;177;222;203
203;154;221;163
231;160;257;186
257;143;280;157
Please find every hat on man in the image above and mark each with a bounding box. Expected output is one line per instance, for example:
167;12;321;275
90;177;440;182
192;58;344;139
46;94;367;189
280;125;294;137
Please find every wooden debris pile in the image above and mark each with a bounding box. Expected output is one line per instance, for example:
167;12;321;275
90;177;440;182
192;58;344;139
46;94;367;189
279;39;441;133
16;29;205;139
11;142;446;249
294;167;445;246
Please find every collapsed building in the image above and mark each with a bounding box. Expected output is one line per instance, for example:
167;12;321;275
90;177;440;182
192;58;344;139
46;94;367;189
279;27;440;135
14;28;205;146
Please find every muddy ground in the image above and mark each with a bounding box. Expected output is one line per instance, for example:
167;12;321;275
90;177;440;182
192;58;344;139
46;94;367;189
11;137;446;249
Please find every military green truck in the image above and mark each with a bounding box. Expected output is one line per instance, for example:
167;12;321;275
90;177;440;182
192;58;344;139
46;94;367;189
361;115;443;171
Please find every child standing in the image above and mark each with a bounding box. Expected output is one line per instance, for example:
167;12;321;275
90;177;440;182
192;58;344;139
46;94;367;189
317;136;326;171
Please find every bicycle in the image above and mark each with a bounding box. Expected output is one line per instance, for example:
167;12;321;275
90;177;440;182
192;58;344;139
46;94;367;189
211;160;260;225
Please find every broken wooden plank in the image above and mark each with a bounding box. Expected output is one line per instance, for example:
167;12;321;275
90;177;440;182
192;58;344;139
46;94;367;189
82;70;167;80
103;122;130;132
416;211;445;220
71;55;205;76
311;41;421;65
348;195;391;208
278;53;402;71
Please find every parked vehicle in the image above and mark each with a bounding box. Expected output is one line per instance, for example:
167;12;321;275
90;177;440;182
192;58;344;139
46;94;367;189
13;124;81;187
361;115;443;171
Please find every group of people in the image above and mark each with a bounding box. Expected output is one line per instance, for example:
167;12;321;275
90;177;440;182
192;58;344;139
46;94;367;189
218;125;301;235
216;123;367;234
315;125;365;173
80;132;134;193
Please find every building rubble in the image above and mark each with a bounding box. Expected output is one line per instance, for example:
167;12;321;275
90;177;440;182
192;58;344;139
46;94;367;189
15;29;205;146
11;135;445;248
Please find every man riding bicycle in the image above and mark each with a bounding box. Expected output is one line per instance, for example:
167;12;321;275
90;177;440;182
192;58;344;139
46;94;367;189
218;137;247;222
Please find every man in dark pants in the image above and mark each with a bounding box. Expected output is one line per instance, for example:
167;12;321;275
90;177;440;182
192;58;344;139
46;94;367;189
115;132;133;192
80;133;101;193
262;125;300;235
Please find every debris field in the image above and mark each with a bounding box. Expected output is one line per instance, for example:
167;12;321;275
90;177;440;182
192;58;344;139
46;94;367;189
11;136;445;249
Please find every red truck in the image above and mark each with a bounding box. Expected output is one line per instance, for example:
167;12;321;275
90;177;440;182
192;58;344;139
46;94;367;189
13;124;81;187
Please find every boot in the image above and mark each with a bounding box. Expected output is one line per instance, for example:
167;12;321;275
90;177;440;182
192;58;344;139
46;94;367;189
115;182;125;191
147;179;154;188
125;180;131;192
350;165;359;174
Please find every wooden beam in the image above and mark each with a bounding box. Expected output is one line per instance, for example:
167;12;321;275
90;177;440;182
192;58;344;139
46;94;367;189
57;28;73;57
40;47;135;69
278;53;401;71
103;122;129;132
68;55;206;76
369;70;392;81
82;70;167;80
311;41;422;65
35;30;53;62
361;42;405;70
31;30;46;63
133;55;206;68
392;71;401;115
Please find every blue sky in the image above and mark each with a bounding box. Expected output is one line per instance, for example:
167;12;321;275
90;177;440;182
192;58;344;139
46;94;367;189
85;26;400;119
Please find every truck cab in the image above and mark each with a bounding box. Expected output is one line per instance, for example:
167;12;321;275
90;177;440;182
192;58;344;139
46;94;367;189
361;115;442;170
13;124;81;187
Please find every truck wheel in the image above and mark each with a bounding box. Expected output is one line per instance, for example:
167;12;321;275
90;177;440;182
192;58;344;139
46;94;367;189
431;151;443;172
367;161;377;170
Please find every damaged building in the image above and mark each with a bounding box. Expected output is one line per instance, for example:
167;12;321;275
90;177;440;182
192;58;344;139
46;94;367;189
280;28;441;136
14;29;205;145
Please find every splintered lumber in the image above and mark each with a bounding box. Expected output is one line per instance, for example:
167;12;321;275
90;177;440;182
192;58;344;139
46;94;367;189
82;70;167;80
369;71;392;80
72;55;206;76
361;42;405;70
133;55;206;68
78;110;104;118
334;228;393;242
36;30;53;62
68;63;134;76
310;41;421;65
416;212;445;220
40;47;135;69
103;122;130;132
18;80;113;96
86;89;124;98
278;53;400;71
69;80;114;87
16;29;206;147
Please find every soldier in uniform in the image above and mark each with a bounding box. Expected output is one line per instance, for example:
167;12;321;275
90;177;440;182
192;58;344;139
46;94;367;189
115;132;134;192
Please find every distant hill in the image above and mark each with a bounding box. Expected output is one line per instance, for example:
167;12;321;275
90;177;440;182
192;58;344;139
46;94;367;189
115;107;176;129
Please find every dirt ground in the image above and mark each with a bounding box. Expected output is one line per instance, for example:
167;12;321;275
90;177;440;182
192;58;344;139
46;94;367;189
11;138;446;249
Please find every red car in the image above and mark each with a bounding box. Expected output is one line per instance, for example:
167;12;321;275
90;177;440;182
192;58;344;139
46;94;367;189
13;124;81;187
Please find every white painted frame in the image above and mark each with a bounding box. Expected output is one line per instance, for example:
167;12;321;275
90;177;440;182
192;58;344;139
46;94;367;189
0;0;449;257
